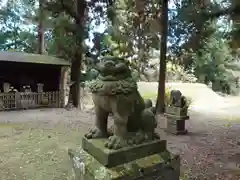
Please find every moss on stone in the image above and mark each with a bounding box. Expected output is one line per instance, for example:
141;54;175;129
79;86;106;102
88;77;138;95
70;148;179;180
82;137;166;168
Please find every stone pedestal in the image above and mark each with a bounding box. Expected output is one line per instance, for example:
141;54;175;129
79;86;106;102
60;66;70;107
68;137;180;180
3;82;10;93
165;106;189;135
82;137;166;168
37;83;44;93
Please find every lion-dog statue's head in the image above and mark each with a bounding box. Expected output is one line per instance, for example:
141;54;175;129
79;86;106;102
88;57;137;95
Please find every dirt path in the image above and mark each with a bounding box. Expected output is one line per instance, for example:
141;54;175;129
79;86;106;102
0;108;239;180
167;111;240;179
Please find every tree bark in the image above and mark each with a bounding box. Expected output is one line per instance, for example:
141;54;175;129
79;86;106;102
38;0;45;54
230;0;240;49
156;0;168;114
68;0;86;108
70;55;81;108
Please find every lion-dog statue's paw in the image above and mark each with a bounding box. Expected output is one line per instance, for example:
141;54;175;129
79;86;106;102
104;135;127;150
85;128;108;139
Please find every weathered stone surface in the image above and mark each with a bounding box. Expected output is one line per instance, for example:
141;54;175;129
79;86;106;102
165;90;189;135
165;106;188;117
82;137;166;168
68;148;180;180
164;112;189;135
166;119;188;135
164;113;189;121
169;90;188;109
85;57;157;150
67;58;181;180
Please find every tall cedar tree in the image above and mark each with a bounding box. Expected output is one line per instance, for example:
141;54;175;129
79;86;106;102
156;0;168;113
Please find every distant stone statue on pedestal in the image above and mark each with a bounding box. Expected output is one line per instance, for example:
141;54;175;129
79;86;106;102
165;90;189;135
37;83;44;93
3;82;10;93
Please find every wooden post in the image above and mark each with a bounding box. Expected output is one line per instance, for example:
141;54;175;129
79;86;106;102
59;66;70;108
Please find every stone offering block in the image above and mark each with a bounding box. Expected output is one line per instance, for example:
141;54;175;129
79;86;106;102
82;137;166;168
164;113;189;121
166;119;188;135
165;106;187;117
68;148;180;180
165;113;189;135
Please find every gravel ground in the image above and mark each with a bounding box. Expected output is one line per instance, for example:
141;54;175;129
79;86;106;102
0;108;239;180
167;111;240;180
1;82;240;179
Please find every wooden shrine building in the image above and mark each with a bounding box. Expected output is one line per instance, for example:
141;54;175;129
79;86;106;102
0;51;70;111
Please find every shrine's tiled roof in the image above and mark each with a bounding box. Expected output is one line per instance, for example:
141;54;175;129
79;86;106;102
0;51;70;66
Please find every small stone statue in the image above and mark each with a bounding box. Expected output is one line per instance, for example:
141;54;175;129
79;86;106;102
3;82;10;93
169;89;188;109
85;56;158;150
37;83;44;93
165;89;189;135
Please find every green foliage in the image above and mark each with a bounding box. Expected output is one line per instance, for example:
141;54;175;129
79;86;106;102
166;62;197;83
90;0;163;73
192;22;239;94
131;69;141;82
141;87;192;107
0;0;239;97
165;88;192;107
139;61;198;83
141;91;158;100
0;1;36;52
141;88;192;106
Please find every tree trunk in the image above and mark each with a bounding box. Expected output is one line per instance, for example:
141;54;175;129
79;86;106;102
38;0;45;54
69;55;81;108
68;0;86;108
230;0;240;49
156;0;168;114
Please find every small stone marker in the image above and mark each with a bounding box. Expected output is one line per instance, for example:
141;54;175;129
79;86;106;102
164;90;189;135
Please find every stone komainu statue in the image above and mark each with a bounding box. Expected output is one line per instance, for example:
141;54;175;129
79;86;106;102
85;57;158;150
169;89;188;109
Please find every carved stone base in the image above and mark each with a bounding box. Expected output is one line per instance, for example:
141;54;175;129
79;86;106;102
165;106;187;116
82;137;166;168
68;148;180;180
166;124;188;135
165;113;189;135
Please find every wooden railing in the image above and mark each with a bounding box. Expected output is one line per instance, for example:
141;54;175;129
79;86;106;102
0;91;61;111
